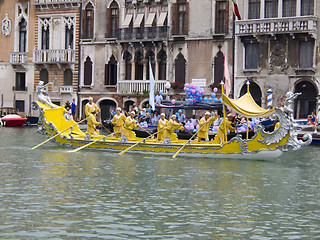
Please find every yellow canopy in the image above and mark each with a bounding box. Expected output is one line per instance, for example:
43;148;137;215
222;93;275;118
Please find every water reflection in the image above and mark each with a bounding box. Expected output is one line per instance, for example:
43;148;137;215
0;127;319;239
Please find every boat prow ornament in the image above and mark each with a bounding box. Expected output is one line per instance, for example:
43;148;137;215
32;89;312;160
36;81;55;108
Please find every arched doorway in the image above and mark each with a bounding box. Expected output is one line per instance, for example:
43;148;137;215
294;80;317;119
81;99;89;119
124;100;135;112
100;99;117;122
240;81;262;106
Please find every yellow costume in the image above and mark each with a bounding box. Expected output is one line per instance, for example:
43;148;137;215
112;114;126;137
123;116;139;140
213;118;236;143
197;116;217;141
163;119;184;141
87;113;100;137
85;102;100;117
157;119;168;141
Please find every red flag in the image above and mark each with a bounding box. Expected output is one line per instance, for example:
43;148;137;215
231;0;241;20
224;55;231;97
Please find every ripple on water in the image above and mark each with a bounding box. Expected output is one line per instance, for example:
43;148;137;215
0;128;320;239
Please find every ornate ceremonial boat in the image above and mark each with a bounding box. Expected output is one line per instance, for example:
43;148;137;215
32;89;312;160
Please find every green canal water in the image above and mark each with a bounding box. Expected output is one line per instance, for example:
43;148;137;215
0;127;319;239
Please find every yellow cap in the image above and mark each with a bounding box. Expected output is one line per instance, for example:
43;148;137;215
116;107;121;111
227;113;233;117
160;113;165;116
171;115;176;118
205;112;210;115
88;97;93;100
131;111;135;115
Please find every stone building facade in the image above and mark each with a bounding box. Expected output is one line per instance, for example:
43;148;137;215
0;0;36;115
234;0;319;118
32;0;81;108
79;0;235;122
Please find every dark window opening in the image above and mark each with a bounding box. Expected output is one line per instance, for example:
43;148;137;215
245;43;259;69
19;18;27;52
299;40;314;68
84;56;93;85
15;100;25;113
294;81;317;118
175;53;186;84
135;51;143;80
158;50;167;80
105;55;117;85
248;0;260;19
65;25;74;49
265;0;278;18
64;69;73;86
124;51;132;80
15;72;26;91
42;26;50;50
214;51;224;85
40;69;48;84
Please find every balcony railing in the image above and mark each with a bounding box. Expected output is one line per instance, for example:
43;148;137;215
33;49;75;64
235;16;317;37
116;27;169;41
117;80;167;94
60;86;73;93
10;52;28;64
34;0;80;4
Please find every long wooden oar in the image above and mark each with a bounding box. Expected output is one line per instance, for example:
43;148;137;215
172;118;212;159
138;126;152;136
68;129;123;153
100;122;112;134
32;118;87;150
119;128;166;155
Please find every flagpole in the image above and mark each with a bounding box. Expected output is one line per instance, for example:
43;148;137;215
232;12;235;98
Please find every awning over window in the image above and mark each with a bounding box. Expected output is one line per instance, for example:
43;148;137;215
222;93;275;118
145;12;156;27
122;14;133;28
133;13;144;28
157;12;167;27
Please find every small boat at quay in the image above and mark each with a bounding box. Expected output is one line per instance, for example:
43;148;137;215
32;81;312;160
1;114;27;127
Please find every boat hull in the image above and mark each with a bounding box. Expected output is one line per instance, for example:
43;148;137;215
2;118;27;127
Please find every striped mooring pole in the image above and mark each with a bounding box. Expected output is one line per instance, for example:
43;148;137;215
267;86;273;109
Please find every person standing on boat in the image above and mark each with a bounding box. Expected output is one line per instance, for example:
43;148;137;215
87;110;101;138
213;113;236;144
163;115;185;141
197;112;217;142
112;107;126;138
85;97;100;117
157;113;168;142
123;111;139;140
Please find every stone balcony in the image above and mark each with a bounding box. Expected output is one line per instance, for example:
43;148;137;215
10;52;28;65
116;27;169;42
235;16;317;38
33;0;81;9
60;86;73;93
117;80;167;94
33;49;75;65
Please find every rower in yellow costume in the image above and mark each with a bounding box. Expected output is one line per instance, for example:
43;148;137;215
157;113;168;142
213;113;236;144
197;112;217;142
87;110;101;138
163;115;184;141
112;107;126;138
123;111;139;140
85;97;100;117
